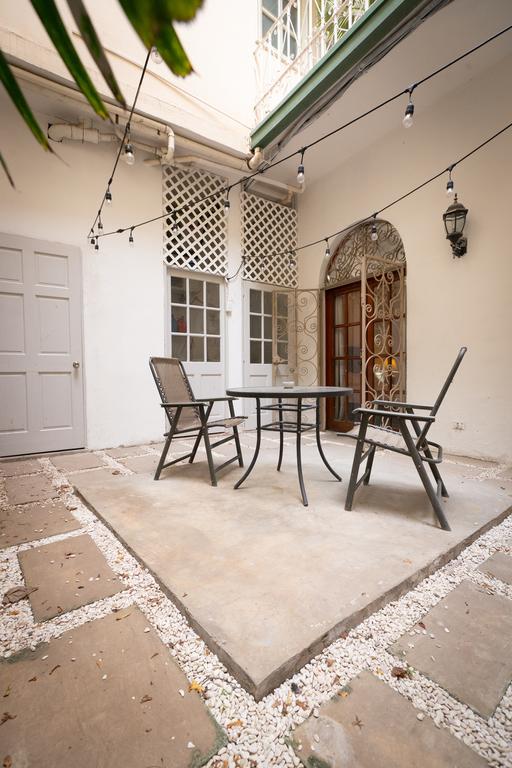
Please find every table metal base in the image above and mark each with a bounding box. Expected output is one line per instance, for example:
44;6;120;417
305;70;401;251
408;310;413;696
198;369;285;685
234;396;341;506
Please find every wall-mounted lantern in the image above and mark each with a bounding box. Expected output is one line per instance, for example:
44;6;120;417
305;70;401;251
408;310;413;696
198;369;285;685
443;194;468;258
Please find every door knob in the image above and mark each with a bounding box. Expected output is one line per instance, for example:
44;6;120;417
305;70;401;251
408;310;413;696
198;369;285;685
72;361;80;369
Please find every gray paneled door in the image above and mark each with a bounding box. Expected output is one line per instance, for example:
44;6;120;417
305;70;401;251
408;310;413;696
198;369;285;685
0;233;85;457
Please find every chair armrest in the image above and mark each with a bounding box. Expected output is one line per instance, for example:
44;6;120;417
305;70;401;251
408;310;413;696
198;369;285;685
203;396;238;403
354;407;435;422
160;401;207;408
371;400;433;410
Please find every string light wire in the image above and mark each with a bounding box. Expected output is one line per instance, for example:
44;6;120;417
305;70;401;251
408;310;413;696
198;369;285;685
90;24;512;249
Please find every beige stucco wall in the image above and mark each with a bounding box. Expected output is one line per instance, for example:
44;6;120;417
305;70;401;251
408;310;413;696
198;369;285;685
297;54;512;463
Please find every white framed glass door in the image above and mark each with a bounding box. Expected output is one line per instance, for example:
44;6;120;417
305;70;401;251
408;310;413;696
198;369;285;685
168;270;225;419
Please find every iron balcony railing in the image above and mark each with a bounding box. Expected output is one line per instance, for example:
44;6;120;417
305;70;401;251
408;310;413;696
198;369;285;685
254;0;375;124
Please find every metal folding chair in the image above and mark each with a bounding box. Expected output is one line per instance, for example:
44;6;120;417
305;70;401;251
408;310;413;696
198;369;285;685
344;347;468;530
149;356;246;485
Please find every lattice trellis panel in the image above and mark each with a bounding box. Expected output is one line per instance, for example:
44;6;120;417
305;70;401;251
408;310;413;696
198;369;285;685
241;192;297;287
163;166;227;276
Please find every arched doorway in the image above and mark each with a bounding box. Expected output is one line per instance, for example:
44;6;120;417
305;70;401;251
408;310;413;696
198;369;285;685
323;219;406;432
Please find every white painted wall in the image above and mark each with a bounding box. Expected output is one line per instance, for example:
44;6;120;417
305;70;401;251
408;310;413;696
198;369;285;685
0;0;258;152
297;54;512;462
0;90;247;450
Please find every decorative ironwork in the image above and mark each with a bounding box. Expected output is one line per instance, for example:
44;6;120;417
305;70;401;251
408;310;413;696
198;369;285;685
163;166;228;276
241;192;298;287
255;0;374;122
324;219;406;417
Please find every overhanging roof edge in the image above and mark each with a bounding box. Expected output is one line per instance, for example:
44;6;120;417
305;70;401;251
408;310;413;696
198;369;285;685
250;0;439;150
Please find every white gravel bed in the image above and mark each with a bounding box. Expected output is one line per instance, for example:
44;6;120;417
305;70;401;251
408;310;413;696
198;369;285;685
0;451;511;767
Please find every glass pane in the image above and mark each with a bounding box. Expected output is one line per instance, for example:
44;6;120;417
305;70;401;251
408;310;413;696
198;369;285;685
264;341;272;364
348;358;362;388
335;396;346;421
206;309;220;335
250;314;262;339
348;289;361;323
262;12;274;37
190;336;204;362
250;289;261;313
335;327;345;357
263;292;272;315
250;340;261;364
171;306;187;333
171;277;186;304
262;0;278;15
348;396;362;420
171;335;187;361
264;316;272;340
189;279;204;306
334;294;345;325
207;337;220;363
277;341;287;361
206;282;220;308
335;359;346;387
348;325;361;356
276;293;288;316
190;307;203;334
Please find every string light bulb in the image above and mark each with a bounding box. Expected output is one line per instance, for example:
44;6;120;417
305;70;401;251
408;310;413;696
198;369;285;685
325;239;331;258
403;87;415;128
224;189;230;216
98;215;103;231
105;188;112;205
89;236;96;248
288;251;296;267
129;228;134;246
94;240;99;251
446;166;455;197
297;149;305;185
150;46;162;65
123;142;135;165
370;215;378;241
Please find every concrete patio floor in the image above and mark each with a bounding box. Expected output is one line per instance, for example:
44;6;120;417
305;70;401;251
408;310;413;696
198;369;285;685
70;432;512;699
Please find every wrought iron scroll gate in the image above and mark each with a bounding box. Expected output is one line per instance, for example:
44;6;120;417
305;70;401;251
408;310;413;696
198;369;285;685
361;253;406;410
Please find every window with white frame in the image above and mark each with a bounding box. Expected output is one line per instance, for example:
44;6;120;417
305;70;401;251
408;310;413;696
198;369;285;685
249;287;273;364
261;0;298;59
169;273;222;363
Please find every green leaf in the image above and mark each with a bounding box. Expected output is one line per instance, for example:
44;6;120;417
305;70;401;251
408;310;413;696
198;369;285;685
118;0;200;77
30;0;110;119
0;48;53;151
0;150;15;189
66;0;126;107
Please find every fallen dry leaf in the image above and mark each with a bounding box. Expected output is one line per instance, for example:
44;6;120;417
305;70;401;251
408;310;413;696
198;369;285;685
403;558;413;565
391;666;413;680
226;718;243;729
115;612;132;622
0;713;16;726
28;677;37;683
140;694;152;704
2;586;38;605
3;756;12;768
188;681;205;694
418;621;426;630
352;715;364;730
48;665;61;676
326;658;335;668
2;687;10;699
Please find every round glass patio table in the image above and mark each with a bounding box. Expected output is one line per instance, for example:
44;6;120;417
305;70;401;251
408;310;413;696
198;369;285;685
226;385;352;507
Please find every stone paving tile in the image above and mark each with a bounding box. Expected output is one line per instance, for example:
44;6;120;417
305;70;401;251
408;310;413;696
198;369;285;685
18;533;124;621
292;671;486;768
104;445;150;459
478;551;512;585
0;459;41;477
50;453;106;472
0;607;224;768
119;454;159;474
5;474;59;506
0;501;81;549
391;580;512;717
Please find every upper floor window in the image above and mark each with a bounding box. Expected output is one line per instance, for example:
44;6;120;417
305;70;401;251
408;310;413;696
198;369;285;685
261;0;298;59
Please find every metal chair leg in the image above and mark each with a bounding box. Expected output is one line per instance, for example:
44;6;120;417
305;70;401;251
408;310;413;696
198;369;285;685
277;397;284;471
344;415;369;510
296;397;308;506
363;445;376;485
315;398;342;480
229;399;244;467
189;429;203;464
398;421;451;531
154;416;178;480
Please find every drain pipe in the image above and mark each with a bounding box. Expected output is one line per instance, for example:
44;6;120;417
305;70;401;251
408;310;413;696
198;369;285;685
47;123;118;144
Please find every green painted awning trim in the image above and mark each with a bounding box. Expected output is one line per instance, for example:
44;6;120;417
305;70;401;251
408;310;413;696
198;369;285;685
250;0;429;150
